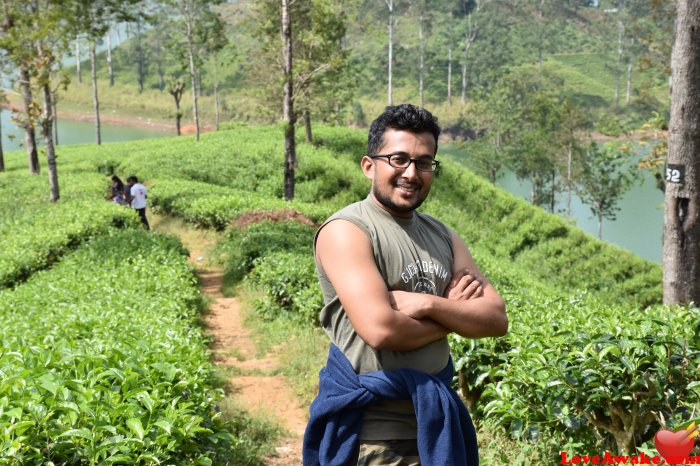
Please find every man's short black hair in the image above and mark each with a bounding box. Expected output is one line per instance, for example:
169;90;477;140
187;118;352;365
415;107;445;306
127;176;138;183
367;104;441;156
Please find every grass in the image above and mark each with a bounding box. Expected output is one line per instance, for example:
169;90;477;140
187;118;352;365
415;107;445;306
237;285;327;406
149;210;224;258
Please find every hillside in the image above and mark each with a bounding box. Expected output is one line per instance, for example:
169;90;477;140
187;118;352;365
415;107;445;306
2;122;696;461
56;0;673;131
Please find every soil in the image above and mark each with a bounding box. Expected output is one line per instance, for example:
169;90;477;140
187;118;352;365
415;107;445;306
152;215;306;465
199;268;306;465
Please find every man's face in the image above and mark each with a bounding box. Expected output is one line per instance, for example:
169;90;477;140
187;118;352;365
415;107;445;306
361;129;436;218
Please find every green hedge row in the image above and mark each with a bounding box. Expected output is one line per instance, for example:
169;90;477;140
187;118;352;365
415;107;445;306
0;172;140;290
0;230;272;464
147;178;335;230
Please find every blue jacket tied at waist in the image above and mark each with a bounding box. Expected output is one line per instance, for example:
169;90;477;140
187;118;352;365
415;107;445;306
302;345;478;465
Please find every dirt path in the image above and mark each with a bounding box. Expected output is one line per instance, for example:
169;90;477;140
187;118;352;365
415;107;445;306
151;215;306;465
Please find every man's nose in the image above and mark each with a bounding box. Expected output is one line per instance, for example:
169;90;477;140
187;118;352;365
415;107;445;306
401;160;419;178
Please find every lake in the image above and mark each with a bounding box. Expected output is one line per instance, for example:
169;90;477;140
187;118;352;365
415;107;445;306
441;144;664;264
0;108;169;151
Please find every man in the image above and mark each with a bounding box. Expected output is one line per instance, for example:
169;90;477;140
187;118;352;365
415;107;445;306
303;104;507;466
126;176;150;230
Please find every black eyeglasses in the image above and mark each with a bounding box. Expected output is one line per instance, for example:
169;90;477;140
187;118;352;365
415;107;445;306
368;153;440;173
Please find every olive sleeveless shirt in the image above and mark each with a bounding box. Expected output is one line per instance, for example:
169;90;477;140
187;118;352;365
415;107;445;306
314;196;455;440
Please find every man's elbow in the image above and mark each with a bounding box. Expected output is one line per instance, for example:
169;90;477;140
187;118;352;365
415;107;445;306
492;300;508;336
493;312;508;337
363;327;396;350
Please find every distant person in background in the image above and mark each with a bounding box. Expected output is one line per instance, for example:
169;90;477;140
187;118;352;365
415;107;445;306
108;175;128;205
126;176;150;230
303;104;507;465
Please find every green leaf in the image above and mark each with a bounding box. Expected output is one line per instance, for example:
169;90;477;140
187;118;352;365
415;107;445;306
126;418;145;441
58;428;92;440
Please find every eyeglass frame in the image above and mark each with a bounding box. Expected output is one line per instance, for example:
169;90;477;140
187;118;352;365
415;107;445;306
367;153;440;173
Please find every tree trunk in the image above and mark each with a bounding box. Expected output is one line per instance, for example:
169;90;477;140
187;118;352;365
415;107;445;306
567;143;572;218
42;85;59;202
75;39;82;84
615;20;623;108
186;21;200;142
90;44;101;145
387;1;394;106
419;15;424;107
626;60;633;105
663;0;700;306
461;7;477;105
175;95;182;136
37;51;59;202
214;81;220;131
447;46;453;107
0;109;4;172
304;109;312;143
19;66;39;175
282;0;296;200
136;20;145;93
52;92;58;145
106;31;114;86
550;170;555;213
598;210;603;240
448;12;453;107
157;63;165;93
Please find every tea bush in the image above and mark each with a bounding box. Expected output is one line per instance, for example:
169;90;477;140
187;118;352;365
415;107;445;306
214;220;315;283
246;251;322;326
0;230;273;464
0;172;139;289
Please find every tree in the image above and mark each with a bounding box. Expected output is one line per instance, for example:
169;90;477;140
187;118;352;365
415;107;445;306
574;143;636;239
384;0;398;105
203;49;233;131
663;0;700;306
492;66;566;209
556;98;587;218
70;0;143;145
252;0;351;197
0;1;40;175
74;36;82;84
132;17;148;92
163;0;225;142
459;0;488;104
105;28;114;86
282;0;294;199
292;0;351;138
166;75;185;135
0;88;4;172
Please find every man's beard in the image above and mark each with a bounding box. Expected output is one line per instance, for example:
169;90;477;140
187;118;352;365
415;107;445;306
372;181;427;215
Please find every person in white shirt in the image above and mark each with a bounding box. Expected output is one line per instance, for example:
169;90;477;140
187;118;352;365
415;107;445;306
126;176;150;230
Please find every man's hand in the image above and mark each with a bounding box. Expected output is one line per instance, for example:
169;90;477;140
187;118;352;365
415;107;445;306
388;290;430;319
444;269;483;301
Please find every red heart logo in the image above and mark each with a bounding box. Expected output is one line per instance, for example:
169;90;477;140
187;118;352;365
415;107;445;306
654;429;695;464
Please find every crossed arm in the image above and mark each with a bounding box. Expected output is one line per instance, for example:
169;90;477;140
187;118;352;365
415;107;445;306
315;219;508;352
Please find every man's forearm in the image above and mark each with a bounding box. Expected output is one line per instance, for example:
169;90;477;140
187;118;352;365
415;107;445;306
370;312;449;351
422;295;507;338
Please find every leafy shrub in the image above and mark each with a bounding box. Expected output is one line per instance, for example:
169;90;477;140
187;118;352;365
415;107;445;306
216;220;315;284
454;287;700;456
246;251;322;326
0;230;273;464
0;171;140;289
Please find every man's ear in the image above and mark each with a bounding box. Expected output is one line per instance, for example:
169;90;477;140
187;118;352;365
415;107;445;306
360;156;374;180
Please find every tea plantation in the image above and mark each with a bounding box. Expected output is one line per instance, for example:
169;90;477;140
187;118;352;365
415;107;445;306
1;123;698;462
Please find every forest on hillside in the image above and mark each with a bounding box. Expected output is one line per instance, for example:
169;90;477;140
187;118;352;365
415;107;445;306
0;0;676;215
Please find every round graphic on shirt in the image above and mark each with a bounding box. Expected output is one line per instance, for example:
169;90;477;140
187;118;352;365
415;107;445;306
413;277;436;295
